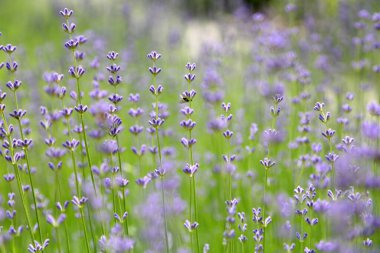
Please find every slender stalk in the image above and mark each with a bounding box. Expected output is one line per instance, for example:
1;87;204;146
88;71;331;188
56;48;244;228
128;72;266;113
63;219;72;253
115;135;129;235
13;91;43;243
1;112;35;242
79;112;96;194
160;176;170;253
70;150;80;197
56;227;62;253
79;207;91;253
150;56;169;252
262;169;268;253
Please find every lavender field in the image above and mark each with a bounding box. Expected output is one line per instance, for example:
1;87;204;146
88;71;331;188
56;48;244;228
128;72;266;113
0;0;380;252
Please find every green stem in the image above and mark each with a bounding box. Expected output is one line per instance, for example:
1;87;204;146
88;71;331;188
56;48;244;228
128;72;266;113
263;169;268;253
192;176;200;253
56;227;62;253
79;113;97;194
71;151;80;197
152;70;169;252
1;112;35;242
116;135;129;235
80;208;91;253
14;91;43;242
160;176;170;253
63;220;71;253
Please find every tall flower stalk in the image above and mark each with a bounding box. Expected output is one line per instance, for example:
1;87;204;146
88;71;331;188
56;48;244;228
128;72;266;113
147;51;169;253
1;43;43;244
105;50;130;235
313;102;337;186
180;62;200;252
60;8;97;194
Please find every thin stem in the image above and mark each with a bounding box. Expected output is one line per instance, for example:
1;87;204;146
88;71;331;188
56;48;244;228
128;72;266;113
262;169;268;253
14;90;43;243
160;176;170;253
56;227;62;253
79;113;97;194
63;220;72;253
80;208;91;253
2;111;34;242
192;176;200;253
189;175;193;249
152;69;169;253
23;147;43;242
71;151;81;197
116;135;129;235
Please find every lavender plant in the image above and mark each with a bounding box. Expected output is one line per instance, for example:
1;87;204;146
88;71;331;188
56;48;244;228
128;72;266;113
0;2;380;253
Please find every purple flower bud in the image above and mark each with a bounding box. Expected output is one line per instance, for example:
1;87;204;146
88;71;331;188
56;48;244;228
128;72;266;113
136;175;152;188
180;106;194;116
62;139;80;151
75;51;85;61
64;39;79;50
180;137;197;148
272;94;284;104
107;51;119;60
149;117;165;128
183;163;199;176
180;119;196;130
5;61;18;72
223;129;233;139
108;75;122;86
148;66;161;76
6;80;22;91
321;129;335;139
363;238;373;247
9;109;26;120
62;23;76;34
313;102;325;112
75;35;87;44
108;94;123;104
128;108;144;118
59;8;73;18
74;104;88;113
184;73;195;82
325;152;339;163
128;93;140;103
155;166;166;177
106;63;121;74
185;62;196;71
2;44;16;54
0;91;6;102
260;157;276;170
147;51;161;61
222;102;231;112
68;65;85;79
184;220;199;232
180;90;196;103
71;195;88;207
4;173;15;182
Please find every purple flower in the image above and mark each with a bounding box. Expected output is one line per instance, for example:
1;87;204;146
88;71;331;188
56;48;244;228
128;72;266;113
59;8;73;18
147;51;161;61
2;44;16;54
183;163;199;177
68;65;85;79
184;220;199;232
107;51;119;60
62;23;76;34
321;129;335;139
